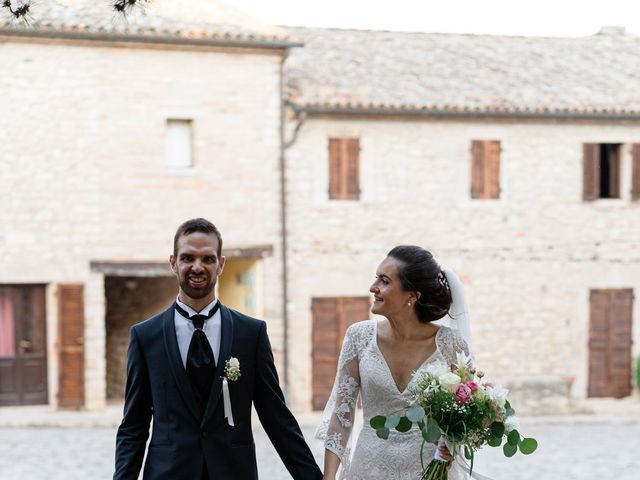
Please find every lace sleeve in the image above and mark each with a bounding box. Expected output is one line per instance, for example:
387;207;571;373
315;323;364;476
439;327;472;367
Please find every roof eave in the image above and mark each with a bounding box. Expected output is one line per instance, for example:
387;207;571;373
0;27;303;50
289;102;640;121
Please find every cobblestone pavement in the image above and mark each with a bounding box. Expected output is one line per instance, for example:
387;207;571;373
1;420;638;479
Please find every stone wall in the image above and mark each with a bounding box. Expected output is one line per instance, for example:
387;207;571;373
285;115;640;412
0;37;286;408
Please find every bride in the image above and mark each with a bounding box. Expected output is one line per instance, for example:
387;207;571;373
316;245;472;480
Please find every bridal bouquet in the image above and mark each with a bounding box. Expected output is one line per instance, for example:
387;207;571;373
370;352;537;479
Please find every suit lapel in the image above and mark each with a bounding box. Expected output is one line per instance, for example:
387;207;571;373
202;303;234;426
162;304;201;422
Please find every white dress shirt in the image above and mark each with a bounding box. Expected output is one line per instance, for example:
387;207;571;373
174;297;221;368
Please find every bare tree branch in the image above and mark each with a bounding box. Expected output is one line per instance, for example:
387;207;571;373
1;0;153;22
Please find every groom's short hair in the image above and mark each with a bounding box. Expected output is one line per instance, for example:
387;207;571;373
173;218;223;258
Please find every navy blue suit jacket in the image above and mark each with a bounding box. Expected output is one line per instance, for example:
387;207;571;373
114;303;322;480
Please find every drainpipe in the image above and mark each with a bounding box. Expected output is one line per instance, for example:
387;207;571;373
279;55;307;402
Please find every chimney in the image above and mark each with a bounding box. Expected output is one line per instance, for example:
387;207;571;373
597;26;627;36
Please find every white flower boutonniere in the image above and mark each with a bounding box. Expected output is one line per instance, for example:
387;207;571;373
222;357;240;427
224;357;241;382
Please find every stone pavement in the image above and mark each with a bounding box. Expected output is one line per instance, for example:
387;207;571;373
0;406;639;479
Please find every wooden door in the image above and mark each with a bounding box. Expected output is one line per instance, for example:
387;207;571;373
0;285;48;406
58;284;85;408
311;296;370;410
588;289;634;398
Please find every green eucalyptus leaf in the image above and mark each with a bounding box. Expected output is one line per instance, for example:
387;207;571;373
507;430;520;446
370;416;386;429
519;438;538;455
423;417;441;443
506;407;516;416
385;415;401;429
490;422;505;438
503;442;517;458
407;405;426;423
488;436;502;447
376;427;390;440
396;416;412;433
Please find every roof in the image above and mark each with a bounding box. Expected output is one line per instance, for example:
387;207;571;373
284;26;640;118
0;0;298;49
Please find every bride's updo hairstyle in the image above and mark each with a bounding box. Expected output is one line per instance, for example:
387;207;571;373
387;245;452;323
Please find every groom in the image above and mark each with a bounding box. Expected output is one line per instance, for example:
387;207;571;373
114;218;322;479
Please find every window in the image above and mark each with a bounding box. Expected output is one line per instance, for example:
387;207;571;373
328;138;360;200
165;119;193;168
583;143;621;200
471;140;501;199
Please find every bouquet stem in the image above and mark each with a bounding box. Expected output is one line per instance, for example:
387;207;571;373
421;459;448;480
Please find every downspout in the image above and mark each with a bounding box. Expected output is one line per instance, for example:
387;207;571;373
279;54;307;402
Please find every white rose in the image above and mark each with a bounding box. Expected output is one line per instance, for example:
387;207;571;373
439;372;462;393
504;416;520;433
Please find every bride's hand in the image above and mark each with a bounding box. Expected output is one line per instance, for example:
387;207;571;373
437;441;453;462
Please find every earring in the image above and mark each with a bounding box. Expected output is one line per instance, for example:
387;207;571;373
407;301;412;307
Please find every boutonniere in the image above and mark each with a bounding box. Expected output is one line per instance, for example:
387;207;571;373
222;357;241;427
224;357;241;382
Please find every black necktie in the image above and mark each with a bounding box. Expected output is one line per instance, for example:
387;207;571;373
175;302;220;412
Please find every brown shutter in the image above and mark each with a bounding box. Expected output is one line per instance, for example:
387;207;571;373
328;138;360;200
583;143;600;201
485;140;501;199
471;140;500;199
470;140;485;198
58;284;85;409
632;144;640;200
588;289;634;398
311;296;370;410
311;298;339;410
588;290;610;397
329;139;342;199
345;139;360;200
609;289;633;398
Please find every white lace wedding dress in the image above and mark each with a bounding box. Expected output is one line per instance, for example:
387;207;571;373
316;320;470;480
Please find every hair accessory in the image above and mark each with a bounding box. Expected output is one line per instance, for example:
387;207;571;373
437;270;450;291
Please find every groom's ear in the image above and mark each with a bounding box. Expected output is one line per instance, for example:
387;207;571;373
217;255;226;274
169;255;178;273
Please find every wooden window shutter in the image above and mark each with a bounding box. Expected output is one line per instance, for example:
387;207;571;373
329;138;360;200
58;284;85;409
345;139;360;200
311;296;370;410
583;143;600;201
588;289;634;398
632;144;640;200
311;298;339;410
471;140;500;199
609;289;633;398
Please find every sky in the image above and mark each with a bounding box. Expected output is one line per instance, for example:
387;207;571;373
229;0;640;37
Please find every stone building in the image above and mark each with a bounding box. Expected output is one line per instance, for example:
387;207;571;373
0;0;292;409
0;2;638;413
283;26;640;412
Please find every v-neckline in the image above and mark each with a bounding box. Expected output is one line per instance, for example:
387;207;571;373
373;320;442;395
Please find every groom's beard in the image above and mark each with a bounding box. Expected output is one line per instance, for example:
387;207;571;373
179;275;217;300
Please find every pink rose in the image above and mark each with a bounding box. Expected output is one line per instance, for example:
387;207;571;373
455;384;472;404
467;381;478;392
